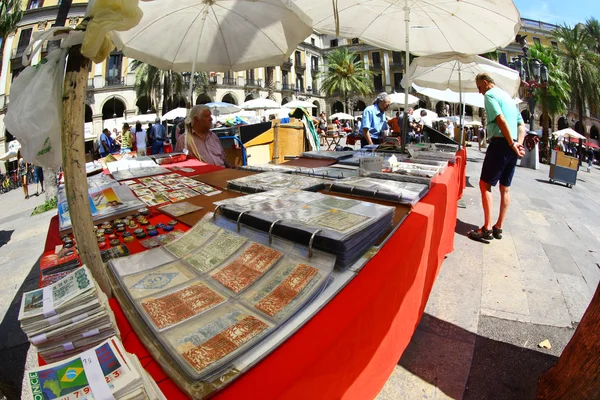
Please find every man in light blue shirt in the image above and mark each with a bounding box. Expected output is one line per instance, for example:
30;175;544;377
361;92;391;147
469;73;526;242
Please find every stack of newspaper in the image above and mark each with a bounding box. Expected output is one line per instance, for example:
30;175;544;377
24;337;165;399
18;267;119;363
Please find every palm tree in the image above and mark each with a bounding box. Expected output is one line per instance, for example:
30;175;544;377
316;47;374;112
552;24;600;138
0;0;23;57
265;67;275;100
528;42;571;161
585;17;600;54
130;61;194;114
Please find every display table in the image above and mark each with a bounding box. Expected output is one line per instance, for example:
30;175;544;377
41;150;466;399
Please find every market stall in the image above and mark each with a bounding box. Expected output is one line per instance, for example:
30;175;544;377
37;148;466;399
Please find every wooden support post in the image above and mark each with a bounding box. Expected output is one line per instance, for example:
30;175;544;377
537;283;600;399
61;45;112;298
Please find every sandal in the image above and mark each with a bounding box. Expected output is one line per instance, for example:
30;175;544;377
492;226;503;240
468;227;493;241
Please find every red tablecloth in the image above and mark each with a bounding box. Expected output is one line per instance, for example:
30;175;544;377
43;155;467;399
106;153;467;399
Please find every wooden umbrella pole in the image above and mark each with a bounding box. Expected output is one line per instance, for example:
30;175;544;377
61;44;112;298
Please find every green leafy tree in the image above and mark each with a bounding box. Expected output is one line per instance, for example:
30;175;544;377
317;47;374;112
528;42;570;161
0;0;23;59
552;24;600;137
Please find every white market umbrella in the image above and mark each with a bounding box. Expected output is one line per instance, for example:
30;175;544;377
284;100;317;109
413;108;438;119
241;98;282;110
294;0;520;56
402;54;521;97
264;107;292;117
126;113;159;125
205;102;241;116
413;84;485;108
329;112;354;120
161;108;187;121
388;92;420;107
553;128;586;140
112;0;312;73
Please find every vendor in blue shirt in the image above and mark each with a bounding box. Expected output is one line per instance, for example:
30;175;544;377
361;93;391;147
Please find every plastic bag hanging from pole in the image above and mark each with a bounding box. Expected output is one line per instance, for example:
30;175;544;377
5;48;68;170
81;0;143;63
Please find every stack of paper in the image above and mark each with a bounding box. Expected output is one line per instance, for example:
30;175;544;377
24;337;165;399
18;267;120;363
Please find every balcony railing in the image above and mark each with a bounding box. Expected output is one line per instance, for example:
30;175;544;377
281;83;296;91
208;75;218;84
312;87;320;96
281;58;293;71
389;61;403;69
245;79;263;88
87;78;95;89
105;77;124;86
372;62;383;69
374;85;384;92
222;77;238;86
11;46;28;59
295;62;306;72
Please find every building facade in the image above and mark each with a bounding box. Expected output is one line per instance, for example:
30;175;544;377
1;4;598;172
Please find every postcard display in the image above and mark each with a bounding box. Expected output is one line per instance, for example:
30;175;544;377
109;216;336;388
214;188;395;269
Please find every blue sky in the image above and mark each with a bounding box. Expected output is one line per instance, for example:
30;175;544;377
513;0;600;26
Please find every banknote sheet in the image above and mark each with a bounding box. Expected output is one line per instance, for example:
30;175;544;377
184;231;248;273
122;262;197;300
141;281;226;330
164;220;221;257
164;306;272;378
246;263;320;319
210;244;282;293
227;171;327;193
158;201;203;218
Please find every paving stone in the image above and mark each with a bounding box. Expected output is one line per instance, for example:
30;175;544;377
524;210;550;226
528;197;553;209
480;308;530;323
518;257;561;292
377;329;474;400
541;243;581;276
525;288;572;327
555;273;594;323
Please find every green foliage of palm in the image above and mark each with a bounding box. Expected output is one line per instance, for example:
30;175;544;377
316;47;374;112
585;17;600;54
131;60;207;113
0;0;23;38
528;42;571;160
552;24;600;136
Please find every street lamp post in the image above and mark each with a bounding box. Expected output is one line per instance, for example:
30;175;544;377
508;35;548;131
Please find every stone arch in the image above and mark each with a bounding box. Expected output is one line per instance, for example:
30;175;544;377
312;101;320;117
244;94;255;102
281;97;290;105
196;93;212;105
354;99;367;113
101;97;126;120
418;99;427;110
85;105;93;123
590;125;599;140
574;120;584;134
464;105;473;117
221;92;238;105
135;96;155;114
539;114;554;130
435;101;448;115
166;97;186;112
557;117;568;130
331;101;344;114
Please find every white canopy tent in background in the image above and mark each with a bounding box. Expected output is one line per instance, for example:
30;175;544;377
388;93;420;108
553;128;586;140
240;98;282;110
161;108;187;121
284;100;316;109
329;112;354;121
